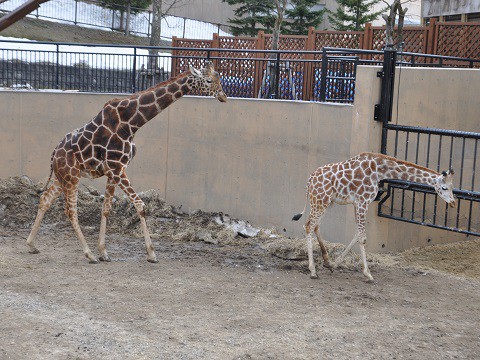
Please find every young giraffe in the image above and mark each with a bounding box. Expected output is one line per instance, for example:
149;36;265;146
292;152;456;282
26;62;227;263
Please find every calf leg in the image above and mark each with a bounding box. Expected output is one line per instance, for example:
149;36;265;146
98;178;116;262
314;224;333;272
26;180;62;254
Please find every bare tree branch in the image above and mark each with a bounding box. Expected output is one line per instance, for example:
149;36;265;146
0;0;50;32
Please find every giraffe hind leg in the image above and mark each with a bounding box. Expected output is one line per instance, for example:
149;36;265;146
116;172;157;263
98;178;116;262
26;180;62;254
64;185;98;264
314;224;333;272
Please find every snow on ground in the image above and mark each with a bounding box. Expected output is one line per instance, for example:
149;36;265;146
0;36;172;70
0;0;230;40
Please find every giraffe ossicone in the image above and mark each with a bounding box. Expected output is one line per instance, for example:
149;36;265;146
292;152;456;282
26;61;227;263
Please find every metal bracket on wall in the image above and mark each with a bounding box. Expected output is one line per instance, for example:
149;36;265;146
377;71;384;78
374;104;381;121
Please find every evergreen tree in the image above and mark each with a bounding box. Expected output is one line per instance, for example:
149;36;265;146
100;0;152;13
222;0;275;37
328;0;384;31
284;0;325;35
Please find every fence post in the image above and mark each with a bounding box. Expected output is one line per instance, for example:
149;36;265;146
55;44;60;89
427;18;437;59
273;51;281;99
74;0;78;25
212;33;220;70
302;26;315;101
171;36;178;76
319;47;327;102
254;31;265;98
132;47;137;93
183;17;186;38
379;46;397;154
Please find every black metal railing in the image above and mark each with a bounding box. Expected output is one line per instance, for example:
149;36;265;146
0;40;362;103
375;47;480;237
1;40;479;105
0;0;230;40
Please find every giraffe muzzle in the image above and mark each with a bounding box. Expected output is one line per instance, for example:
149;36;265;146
449;200;456;208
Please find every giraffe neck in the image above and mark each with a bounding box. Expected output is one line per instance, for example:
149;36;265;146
122;71;195;134
374;154;438;186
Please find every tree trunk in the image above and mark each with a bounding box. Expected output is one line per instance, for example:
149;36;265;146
266;0;287;99
145;0;162;87
125;0;131;36
0;0;50;31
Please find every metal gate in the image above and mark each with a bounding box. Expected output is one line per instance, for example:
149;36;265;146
375;48;480;237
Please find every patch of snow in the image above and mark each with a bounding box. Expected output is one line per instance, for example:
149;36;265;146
214;214;260;238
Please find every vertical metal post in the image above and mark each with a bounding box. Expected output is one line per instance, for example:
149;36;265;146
319;47;327;102
380;46;397;154
74;0;78;24
183;17;186;38
274;52;281;99
131;47;137;93
55;44;60;89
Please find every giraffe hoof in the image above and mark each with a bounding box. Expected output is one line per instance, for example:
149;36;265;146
310;274;318;279
99;255;111;262
88;258;99;264
28;248;40;254
323;263;334;273
147;258;158;264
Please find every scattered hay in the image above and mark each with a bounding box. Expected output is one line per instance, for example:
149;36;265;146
1;176;478;278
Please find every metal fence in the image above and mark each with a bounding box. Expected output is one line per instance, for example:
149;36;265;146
0;0;230;40
0;40;362;103
373;48;480;237
1;39;480;105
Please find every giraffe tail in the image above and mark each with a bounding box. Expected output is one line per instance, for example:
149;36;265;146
41;150;55;192
292;186;308;221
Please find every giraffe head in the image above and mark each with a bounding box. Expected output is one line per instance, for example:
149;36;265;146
189;61;227;102
434;169;455;207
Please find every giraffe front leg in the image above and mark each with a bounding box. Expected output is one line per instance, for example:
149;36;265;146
98;179;116;262
26;180;62;254
358;237;374;282
65;187;98;264
116;172;157;263
314;225;333;273
306;234;317;278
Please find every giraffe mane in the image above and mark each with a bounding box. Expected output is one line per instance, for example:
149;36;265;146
103;71;191;107
361;152;441;175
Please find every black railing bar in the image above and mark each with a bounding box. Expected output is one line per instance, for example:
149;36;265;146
399;50;480;63
377;212;479;237
382;179;480;200
386;124;480;139
325;76;356;80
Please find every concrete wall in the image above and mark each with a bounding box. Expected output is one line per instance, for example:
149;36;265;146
0;65;478;252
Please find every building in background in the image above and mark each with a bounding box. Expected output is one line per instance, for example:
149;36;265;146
422;0;480;23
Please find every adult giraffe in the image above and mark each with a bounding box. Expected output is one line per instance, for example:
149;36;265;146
292;152;456;281
26;62;227;263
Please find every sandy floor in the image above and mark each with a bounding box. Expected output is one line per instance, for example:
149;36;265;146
1;177;479;359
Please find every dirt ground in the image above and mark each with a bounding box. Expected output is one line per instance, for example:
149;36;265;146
1;177;479;360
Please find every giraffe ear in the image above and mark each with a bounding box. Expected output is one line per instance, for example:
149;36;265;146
442;170;447;177
205;61;214;73
189;65;202;77
449;168;455;175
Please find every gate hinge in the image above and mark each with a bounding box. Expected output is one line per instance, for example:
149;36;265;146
377;71;384;78
374;104;381;121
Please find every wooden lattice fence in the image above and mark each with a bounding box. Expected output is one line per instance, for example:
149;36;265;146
172;21;480;100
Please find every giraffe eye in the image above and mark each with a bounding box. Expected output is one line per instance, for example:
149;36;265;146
206;79;212;83
441;186;447;190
